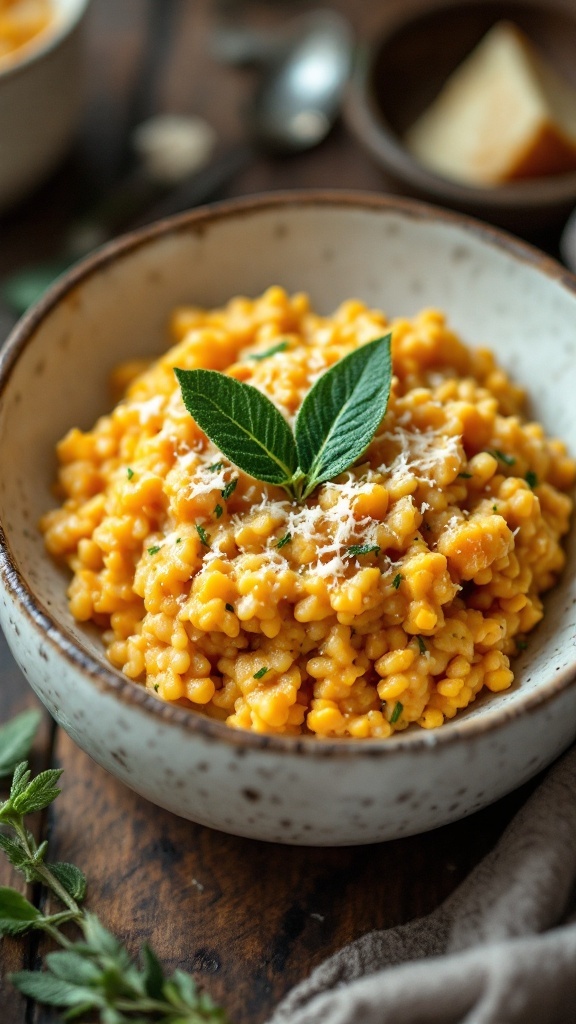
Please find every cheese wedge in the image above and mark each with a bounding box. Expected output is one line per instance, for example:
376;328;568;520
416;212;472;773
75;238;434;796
404;21;576;186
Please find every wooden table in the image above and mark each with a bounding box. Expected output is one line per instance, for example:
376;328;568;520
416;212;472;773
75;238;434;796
0;2;563;1020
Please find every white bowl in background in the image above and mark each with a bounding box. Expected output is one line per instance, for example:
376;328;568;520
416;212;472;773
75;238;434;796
0;192;575;845
0;0;90;213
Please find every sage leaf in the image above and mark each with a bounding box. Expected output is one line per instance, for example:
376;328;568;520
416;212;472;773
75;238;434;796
44;949;102;985
142;943;165;999
11;768;62;816
0;709;41;778
9;970;100;1007
0;886;41;935
50;862;87;903
175;368;298;486
295;334;392;498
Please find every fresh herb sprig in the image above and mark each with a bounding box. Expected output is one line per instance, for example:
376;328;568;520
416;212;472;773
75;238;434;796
0;711;228;1023
175;334;393;502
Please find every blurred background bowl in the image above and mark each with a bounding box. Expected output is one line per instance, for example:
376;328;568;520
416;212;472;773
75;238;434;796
0;0;90;214
345;0;576;237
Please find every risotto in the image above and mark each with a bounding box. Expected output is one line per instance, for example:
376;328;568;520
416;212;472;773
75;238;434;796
41;288;575;738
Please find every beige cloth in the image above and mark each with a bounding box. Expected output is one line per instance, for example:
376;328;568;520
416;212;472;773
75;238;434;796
269;746;576;1024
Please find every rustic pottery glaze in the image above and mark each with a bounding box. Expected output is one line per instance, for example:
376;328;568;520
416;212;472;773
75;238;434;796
0;193;575;845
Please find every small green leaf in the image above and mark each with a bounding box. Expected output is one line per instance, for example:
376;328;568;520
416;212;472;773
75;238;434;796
276;532;292;549
416;636;427;655
9;970;99;1008
44;949;102;985
11;768;62;816
221;478;238;500
458;472;472;479
525;470;538;489
0;886;41;935
208;460;224;472
81;912;125;959
214;504;223;519
49;862;87;903
253;667;269;680
392;573;404;590
390;701;403;724
126;467;134;480
147;545;161;556
346;544;380;558
9;761;31;799
141;943;165;999
248;340;289;361
295;335;392;498
196;523;211;548
175;368;298;487
0;709;42;778
0;833;30;874
486;448;516;466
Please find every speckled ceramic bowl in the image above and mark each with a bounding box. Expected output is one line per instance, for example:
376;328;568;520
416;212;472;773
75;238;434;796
0;193;575;846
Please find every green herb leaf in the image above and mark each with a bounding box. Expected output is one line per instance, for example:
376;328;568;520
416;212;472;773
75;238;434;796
196;523;211;548
43;949;102;985
141;943;165;999
0;833;31;874
0;886;41;935
346;544;380;558
175;368;298;487
248;340;289;361
525;470;538;489
147;545;161;555
458;472;472;479
294;335;392;498
486;448;516;466
214;504;223;519
208;461;224;472
0;709;42;778
276;532;292;549
126;467;134;480
221;478;238;500
390;701;403;724
9;970;96;1008
253;667;269;680
416;636;427;655
11;768;62;816
392;573;404;590
49;863;87;903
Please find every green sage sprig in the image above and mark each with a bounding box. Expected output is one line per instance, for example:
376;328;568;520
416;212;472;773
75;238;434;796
175;333;392;501
0;710;228;1023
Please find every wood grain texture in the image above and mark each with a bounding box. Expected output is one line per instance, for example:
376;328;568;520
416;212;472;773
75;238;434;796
0;0;562;1021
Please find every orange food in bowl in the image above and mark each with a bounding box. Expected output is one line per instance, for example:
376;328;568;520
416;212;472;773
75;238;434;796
0;0;53;64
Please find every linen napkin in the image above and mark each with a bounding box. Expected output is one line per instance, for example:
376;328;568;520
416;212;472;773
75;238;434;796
269;745;576;1024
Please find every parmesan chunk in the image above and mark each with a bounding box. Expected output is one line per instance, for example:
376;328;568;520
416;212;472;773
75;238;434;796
404;21;576;186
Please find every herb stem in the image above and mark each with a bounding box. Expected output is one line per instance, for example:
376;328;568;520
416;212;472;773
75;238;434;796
13;820;81;916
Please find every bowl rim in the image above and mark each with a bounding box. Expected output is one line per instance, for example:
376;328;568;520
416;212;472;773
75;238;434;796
0;0;90;83
344;0;576;209
1;188;575;758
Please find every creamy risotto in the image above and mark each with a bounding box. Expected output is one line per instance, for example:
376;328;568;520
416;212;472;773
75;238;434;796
0;0;52;63
41;289;575;738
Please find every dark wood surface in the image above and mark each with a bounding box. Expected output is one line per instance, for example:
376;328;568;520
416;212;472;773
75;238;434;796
0;2;563;1021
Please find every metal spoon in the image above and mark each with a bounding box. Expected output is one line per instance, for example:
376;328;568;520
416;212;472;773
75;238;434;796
1;9;353;314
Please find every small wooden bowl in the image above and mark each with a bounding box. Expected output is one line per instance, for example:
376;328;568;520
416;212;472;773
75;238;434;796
345;0;576;235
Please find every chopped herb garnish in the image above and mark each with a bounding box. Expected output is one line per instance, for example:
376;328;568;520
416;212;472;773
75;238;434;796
276;532;292;549
208;460;224;472
390;701;403;724
175;537;182;544
486;448;516;466
392;573;404;590
525;470;538;489
195;523;211;547
153;683;160;692
225;603;235;613
416;635;427;655
248;340;289;361
214;503;223;519
346;544;380;557
147;545;161;555
175;333;393;502
493;505;499;513
253;666;269;680
458;471;472;479
221;478;238;500
126;467;134;480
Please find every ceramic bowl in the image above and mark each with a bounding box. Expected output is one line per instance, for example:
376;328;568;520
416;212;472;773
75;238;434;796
0;192;575;846
0;0;90;214
344;0;576;236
